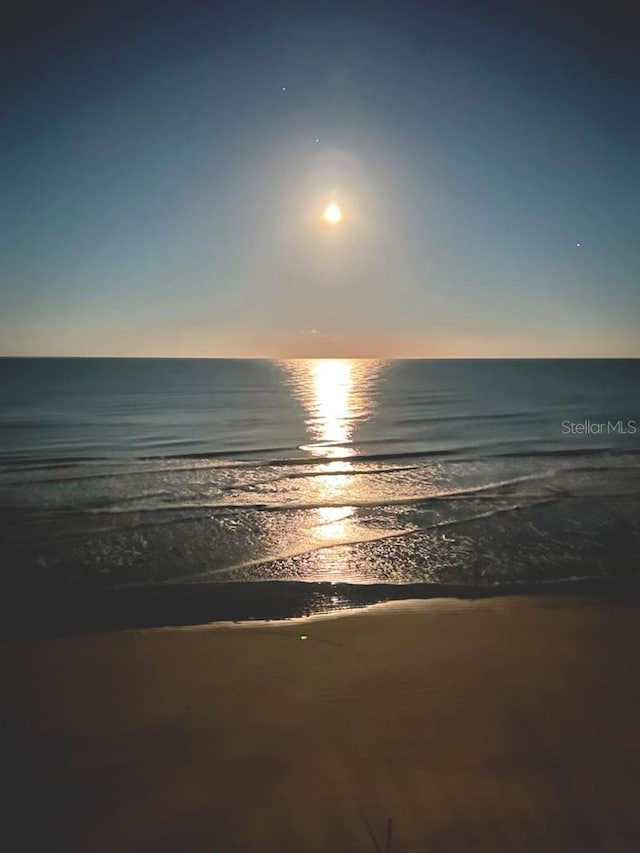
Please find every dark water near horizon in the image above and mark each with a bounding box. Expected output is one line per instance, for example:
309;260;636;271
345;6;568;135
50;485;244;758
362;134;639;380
1;357;639;635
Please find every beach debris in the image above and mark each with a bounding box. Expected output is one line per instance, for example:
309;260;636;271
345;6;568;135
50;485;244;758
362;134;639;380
300;634;308;640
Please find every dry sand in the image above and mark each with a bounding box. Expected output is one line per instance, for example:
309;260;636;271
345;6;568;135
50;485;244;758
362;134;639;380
3;596;640;852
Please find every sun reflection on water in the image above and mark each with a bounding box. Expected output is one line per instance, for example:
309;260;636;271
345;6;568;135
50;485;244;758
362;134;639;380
279;359;386;579
284;358;382;459
301;359;356;458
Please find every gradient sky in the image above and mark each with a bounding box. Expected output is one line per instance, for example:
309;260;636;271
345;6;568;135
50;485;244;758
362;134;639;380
3;0;639;357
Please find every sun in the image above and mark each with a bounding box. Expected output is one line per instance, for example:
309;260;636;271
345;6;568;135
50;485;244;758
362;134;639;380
322;202;343;224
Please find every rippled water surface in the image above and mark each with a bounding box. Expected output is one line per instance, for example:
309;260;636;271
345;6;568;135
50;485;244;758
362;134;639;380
1;358;638;594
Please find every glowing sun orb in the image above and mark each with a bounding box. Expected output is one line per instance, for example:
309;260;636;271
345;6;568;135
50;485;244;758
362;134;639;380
322;202;343;224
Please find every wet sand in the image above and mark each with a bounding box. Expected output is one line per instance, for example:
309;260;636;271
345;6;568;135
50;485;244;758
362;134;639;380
4;596;640;852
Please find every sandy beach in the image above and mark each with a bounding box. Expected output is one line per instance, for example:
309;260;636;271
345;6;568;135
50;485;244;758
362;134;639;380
4;595;640;852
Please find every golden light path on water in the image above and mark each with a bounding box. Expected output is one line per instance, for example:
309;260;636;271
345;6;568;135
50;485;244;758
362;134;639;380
280;359;387;581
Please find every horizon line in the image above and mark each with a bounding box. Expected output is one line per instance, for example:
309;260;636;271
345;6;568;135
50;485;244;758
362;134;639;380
1;355;638;361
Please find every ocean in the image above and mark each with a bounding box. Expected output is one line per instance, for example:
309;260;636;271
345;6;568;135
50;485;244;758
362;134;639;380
1;357;639;636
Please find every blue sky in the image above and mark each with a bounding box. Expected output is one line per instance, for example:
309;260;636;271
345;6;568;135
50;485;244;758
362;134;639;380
2;0;639;356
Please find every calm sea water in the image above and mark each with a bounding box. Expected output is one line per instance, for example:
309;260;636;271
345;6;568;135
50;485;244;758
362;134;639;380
1;358;639;632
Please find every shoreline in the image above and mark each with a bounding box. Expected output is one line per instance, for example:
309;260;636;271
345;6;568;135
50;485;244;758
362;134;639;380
3;575;640;642
5;595;640;851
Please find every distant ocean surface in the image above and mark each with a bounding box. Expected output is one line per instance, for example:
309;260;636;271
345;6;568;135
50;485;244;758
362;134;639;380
1;358;639;636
